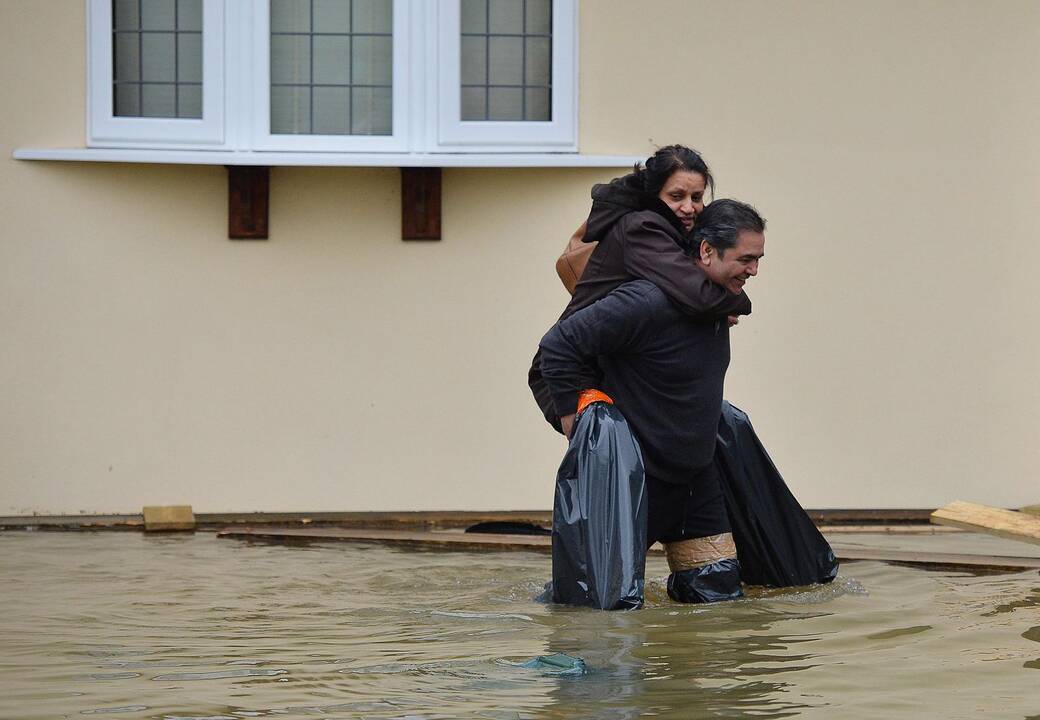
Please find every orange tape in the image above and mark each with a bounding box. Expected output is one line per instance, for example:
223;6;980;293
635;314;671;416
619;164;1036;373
577;389;614;415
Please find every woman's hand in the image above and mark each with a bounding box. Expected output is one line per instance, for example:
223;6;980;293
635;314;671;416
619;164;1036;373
727;315;739;327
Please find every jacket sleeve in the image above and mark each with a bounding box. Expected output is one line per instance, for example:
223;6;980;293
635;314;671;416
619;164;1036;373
538;282;655;418
621;214;753;317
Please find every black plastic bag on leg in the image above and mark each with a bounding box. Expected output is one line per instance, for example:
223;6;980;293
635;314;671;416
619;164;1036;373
551;401;648;610
715;401;839;587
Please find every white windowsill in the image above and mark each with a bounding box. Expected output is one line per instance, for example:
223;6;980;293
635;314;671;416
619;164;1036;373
13;147;643;168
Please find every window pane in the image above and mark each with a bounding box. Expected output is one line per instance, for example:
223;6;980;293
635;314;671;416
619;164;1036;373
177;0;202;32
460;0;486;34
488;87;522;120
314;0;351;33
525;0;551;35
271;0;311;33
141;0;176;30
141;83;176;117
114;83;141;116
114;33;140;82
178;33;202;83
271;34;311;84
178;84;202;117
313;35;351;84
461;0;553;122
141;33;176;82
352;35;392;85
488;0;522;33
487;36;522;85
113;0;139;30
461;86;486;121
112;0;202;118
270;0;392;137
460;36;486;85
525;87;549;121
351;86;391;134
352;0;392;34
524;36;550;86
313;86;351;134
271;85;311;133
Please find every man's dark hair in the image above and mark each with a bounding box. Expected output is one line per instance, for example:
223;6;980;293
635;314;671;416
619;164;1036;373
692;199;766;255
633;144;715;198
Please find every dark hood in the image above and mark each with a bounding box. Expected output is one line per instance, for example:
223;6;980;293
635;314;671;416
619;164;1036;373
584;172;691;251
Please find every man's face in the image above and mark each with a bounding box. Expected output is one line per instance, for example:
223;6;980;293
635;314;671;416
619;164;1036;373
698;230;765;295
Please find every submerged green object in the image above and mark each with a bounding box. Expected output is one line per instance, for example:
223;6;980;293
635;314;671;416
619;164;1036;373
519;653;587;676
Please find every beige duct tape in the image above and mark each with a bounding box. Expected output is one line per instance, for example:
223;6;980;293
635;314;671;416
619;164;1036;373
665;533;738;572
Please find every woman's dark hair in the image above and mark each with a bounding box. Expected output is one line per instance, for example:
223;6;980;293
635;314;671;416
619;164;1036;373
633;144;715;198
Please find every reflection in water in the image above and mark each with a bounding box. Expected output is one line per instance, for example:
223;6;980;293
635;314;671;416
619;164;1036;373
537;581;843;719
0;533;1038;719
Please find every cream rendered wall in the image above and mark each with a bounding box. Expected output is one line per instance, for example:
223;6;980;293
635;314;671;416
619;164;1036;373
1;1;1037;514
579;0;1040;508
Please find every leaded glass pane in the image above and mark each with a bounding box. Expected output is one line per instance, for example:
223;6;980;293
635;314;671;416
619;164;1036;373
352;35;392;85
141;0;176;30
525;0;551;35
487;36;522;85
460;0;486;34
114;83;141;116
524;36;550;86
460;36;486;85
112;0;202;119
488;86;522;120
271;0;310;33
271;34;311;84
352;0;392;33
488;0;522;33
314;0;351;33
114;0;139;30
271;85;311;133
351;86;391;134
141;83;176;117
461;0;552;121
177;0;202;31
141;32;176;82
114;33;141;82
524;86;548;121
178;33;203;83
178;84;202;118
270;0;392;136
313;86;352;134
313;36;351;84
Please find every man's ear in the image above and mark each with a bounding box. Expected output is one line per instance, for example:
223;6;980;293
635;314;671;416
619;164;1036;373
699;240;713;265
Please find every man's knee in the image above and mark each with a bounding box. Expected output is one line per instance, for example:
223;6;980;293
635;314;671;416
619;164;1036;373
664;533;743;603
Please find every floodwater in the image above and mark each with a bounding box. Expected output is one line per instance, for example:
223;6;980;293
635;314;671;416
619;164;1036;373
1;531;1038;720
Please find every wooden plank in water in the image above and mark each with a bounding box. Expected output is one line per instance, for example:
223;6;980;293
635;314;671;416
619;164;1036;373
930;501;1040;547
143;505;195;531
218;526;553;552
829;546;1040;572
218;527;1040;572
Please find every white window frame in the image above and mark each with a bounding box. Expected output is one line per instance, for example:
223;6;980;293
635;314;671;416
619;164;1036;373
86;0;578;155
87;0;226;147
432;0;577;152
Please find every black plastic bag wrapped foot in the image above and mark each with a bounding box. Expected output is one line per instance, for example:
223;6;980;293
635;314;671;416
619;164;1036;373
552;396;648;610
667;558;744;603
715;401;839;587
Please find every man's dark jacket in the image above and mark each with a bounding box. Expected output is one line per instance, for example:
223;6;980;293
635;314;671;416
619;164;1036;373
528;174;751;431
539;279;731;483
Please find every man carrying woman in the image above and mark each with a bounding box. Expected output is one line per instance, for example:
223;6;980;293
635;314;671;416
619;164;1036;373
533;146;767;603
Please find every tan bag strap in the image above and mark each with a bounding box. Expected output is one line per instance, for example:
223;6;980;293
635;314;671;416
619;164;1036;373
555;221;597;296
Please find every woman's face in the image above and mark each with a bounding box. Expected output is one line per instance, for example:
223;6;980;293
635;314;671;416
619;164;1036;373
657;170;706;231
